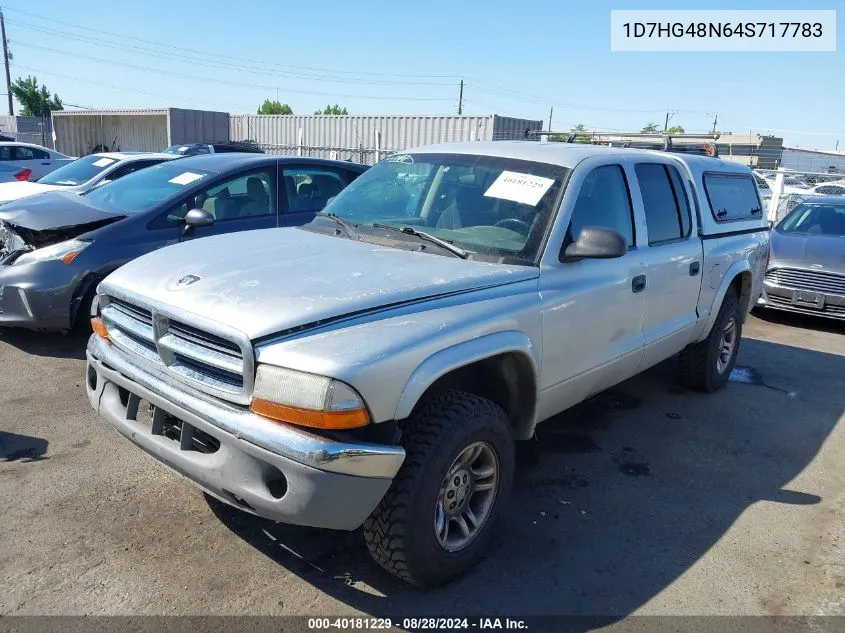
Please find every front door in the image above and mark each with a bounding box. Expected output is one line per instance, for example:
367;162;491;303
538;162;647;420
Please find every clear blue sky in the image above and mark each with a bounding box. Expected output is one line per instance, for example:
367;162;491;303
2;0;842;149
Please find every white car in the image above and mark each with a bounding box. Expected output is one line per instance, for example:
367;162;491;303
808;180;845;196
0;152;179;204
0;142;74;181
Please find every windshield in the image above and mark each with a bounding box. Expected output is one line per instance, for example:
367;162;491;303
83;163;212;214
38;155;118;186
777;203;845;236
315;152;567;263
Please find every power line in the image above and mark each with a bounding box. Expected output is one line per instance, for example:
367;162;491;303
11;64;258;111
10;41;455;101
1;5;459;80
4;18;457;87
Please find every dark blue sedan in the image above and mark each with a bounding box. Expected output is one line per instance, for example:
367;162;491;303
0;154;368;330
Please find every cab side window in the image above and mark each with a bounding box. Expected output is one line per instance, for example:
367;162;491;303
565;164;635;251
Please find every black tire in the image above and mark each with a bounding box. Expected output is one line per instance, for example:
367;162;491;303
363;390;514;588
72;280;102;333
679;288;742;392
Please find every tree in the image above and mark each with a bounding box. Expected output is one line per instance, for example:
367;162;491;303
11;76;63;116
547;123;590;143
641;122;660;133
257;99;293;115
667;125;685;134
314;104;348;115
570;122;590;144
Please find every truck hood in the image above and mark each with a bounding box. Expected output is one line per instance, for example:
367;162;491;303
0;181;63;203
771;231;845;273
0;191;125;250
102;228;539;340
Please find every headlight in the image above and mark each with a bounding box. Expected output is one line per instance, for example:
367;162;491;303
13;239;92;266
250;365;370;430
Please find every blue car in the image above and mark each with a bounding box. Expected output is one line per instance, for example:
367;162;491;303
0;154;368;330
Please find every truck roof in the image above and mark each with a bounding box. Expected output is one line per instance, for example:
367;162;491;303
406;141;751;173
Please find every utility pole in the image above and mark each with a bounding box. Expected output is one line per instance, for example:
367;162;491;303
663;110;677;133
457;78;463;115
1;10;13;116
548;106;553;131
711;113;718;135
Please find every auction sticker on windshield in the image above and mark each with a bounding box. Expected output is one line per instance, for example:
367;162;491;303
92;158;115;167
168;172;205;186
484;171;555;206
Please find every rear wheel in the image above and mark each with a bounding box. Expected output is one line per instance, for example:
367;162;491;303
363;390;514;588
679;289;742;392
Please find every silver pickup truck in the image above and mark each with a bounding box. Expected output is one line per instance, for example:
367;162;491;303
85;142;769;587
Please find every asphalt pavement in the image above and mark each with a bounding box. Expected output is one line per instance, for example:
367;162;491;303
1;310;844;620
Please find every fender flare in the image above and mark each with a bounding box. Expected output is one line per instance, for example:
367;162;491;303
696;260;752;343
393;330;539;423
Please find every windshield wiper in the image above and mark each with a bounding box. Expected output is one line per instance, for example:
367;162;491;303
317;212;360;239
371;223;469;259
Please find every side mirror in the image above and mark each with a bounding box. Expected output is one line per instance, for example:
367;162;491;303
561;226;627;262
183;208;215;230
325;195;337;207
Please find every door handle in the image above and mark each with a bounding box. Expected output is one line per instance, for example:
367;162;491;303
632;275;646;293
689;261;701;276
41;162;51;165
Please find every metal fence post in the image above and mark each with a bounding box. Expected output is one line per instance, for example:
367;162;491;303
768;168;785;223
374;131;381;163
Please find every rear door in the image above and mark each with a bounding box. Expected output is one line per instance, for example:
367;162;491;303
632;161;704;369
176;164;279;242
12;145;53;179
279;164;351;226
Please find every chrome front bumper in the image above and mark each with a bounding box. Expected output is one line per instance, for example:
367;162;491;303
759;280;845;320
86;334;405;530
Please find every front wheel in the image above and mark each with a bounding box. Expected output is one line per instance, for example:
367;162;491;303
679;289;742;392
363;390;514;588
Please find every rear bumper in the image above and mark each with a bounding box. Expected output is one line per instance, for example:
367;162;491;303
758;280;845;320
86;334;405;530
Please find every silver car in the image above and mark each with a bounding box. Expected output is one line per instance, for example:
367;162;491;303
759;196;845;320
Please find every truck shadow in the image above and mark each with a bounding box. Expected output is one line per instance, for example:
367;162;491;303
751;307;845;336
0;431;48;462
209;336;843;623
0;328;88;360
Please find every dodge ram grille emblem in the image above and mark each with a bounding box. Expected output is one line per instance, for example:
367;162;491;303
176;274;201;287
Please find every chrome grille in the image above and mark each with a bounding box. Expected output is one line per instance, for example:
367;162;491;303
766;267;845;296
100;294;253;404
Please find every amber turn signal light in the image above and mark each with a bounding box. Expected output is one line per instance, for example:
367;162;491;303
251;398;370;430
91;317;109;341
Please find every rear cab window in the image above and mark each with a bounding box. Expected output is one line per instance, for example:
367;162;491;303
703;173;764;222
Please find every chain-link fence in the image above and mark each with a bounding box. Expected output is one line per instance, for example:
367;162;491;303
250;142;396;165
755;168;845;222
10;131;55;149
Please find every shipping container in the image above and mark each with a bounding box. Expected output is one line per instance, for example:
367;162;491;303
51;108;229;156
229;114;542;164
